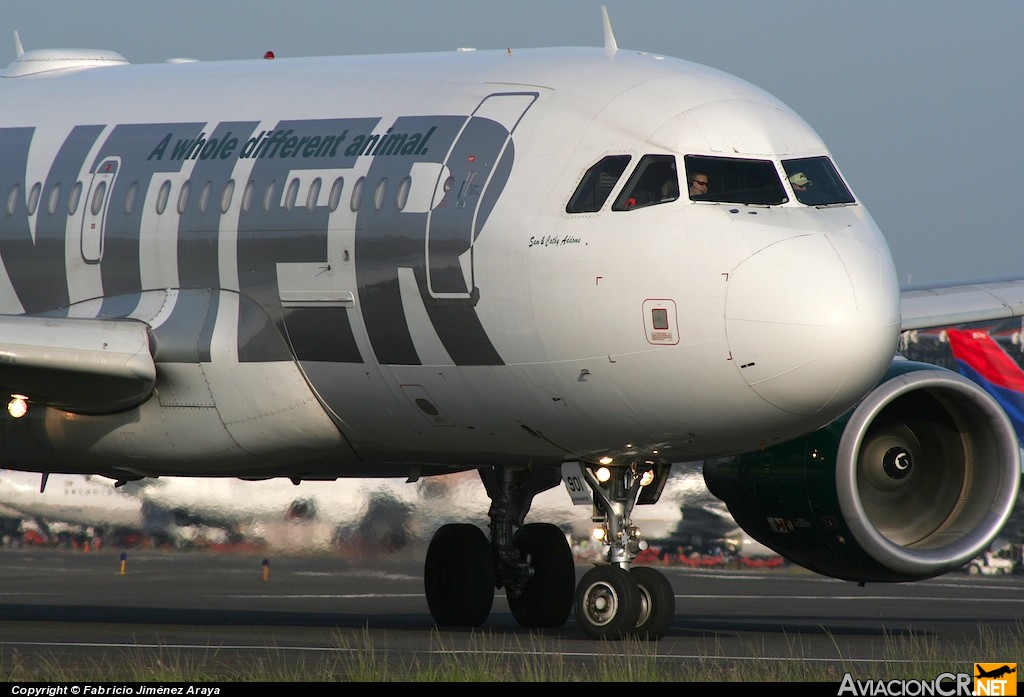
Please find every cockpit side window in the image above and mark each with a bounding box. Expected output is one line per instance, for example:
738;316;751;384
782;157;856;206
566;155;631;213
684;155;787;205
611;155;679;211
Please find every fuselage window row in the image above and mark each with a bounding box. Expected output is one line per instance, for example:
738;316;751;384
5;172;432;219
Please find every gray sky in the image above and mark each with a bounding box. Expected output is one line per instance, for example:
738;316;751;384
2;1;1021;285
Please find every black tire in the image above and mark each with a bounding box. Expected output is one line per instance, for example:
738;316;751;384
631;566;675;639
424;523;495;627
508;523;575;629
574;565;641;639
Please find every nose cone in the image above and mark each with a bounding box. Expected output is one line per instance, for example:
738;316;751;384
725;233;900;417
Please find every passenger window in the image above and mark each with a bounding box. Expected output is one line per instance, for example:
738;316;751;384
396;176;411;211
124;182;139;214
68;182;82;215
328;177;344;211
47;183;61;215
198;181;212;213
155;180;171;214
284;178;300;211
262;180;277;212
683;155;787;205
91;181;108;216
307;178;321;210
176;180;190;215
782;156;856;206
27;182;41;216
612;155;679;211
566;155;631;213
6;184;19;215
350;177;364;212
221;179;235;213
242;180;256;213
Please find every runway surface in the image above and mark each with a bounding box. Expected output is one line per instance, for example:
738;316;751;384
0;545;1021;680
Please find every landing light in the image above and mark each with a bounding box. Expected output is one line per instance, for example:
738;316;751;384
640;469;655;487
595;466;611;483
598;456;614;465
8;395;27;419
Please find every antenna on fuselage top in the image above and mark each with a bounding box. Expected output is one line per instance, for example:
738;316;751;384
13;30;24;58
601;6;618;58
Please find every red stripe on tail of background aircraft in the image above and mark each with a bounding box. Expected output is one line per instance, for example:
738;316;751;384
946;328;1024;392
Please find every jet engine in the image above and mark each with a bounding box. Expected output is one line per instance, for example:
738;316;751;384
703;360;1021;583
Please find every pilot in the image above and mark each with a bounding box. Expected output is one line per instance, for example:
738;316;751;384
789;172;812;191
688;173;709;197
659;177;679;201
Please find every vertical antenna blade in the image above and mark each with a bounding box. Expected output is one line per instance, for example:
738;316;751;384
602;6;618;57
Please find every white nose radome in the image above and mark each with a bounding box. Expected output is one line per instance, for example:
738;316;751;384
725;233;900;417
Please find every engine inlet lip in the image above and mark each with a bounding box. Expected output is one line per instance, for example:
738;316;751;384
835;366;1020;577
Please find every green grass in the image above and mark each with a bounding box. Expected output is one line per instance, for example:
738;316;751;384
3;623;1022;682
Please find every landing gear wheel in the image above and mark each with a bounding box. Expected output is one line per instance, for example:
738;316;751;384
630;566;675;639
508;523;575;628
574;565;641;639
424;523;495;627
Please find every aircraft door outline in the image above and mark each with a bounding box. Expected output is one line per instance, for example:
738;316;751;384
425;92;537;300
81;157;120;264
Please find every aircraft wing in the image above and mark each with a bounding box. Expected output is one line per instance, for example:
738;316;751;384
900;277;1024;331
0;315;156;414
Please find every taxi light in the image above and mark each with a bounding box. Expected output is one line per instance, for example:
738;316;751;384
8;395;27;419
640;469;655;486
595;466;611;483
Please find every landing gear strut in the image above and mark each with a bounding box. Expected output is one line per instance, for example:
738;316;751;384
422;461;674;640
572;461;675;639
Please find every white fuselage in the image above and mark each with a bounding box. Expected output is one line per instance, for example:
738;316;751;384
0;47;900;479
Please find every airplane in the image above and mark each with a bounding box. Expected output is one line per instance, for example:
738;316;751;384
976;664;1017;680
0;467;476;550
0;6;1021;641
0;464;694;553
0;468;143;545
944;327;1024;443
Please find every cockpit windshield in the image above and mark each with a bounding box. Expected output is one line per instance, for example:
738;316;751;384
683;155;786;205
567;153;857;213
781;157;855;206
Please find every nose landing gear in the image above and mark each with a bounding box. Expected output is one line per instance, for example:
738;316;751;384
422;461;675;640
572;461;675;639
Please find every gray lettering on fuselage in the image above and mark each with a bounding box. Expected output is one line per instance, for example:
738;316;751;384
0;112;516;367
151;288;219;362
179;122;255;288
90;123;205;317
0;128;35;313
0;126;104;314
355;115;464;366
35;126;106;313
178;122;257;361
235;117;376;362
424;113;513;364
356;114;508;366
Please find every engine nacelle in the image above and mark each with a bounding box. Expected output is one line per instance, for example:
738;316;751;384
704;360;1021;583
